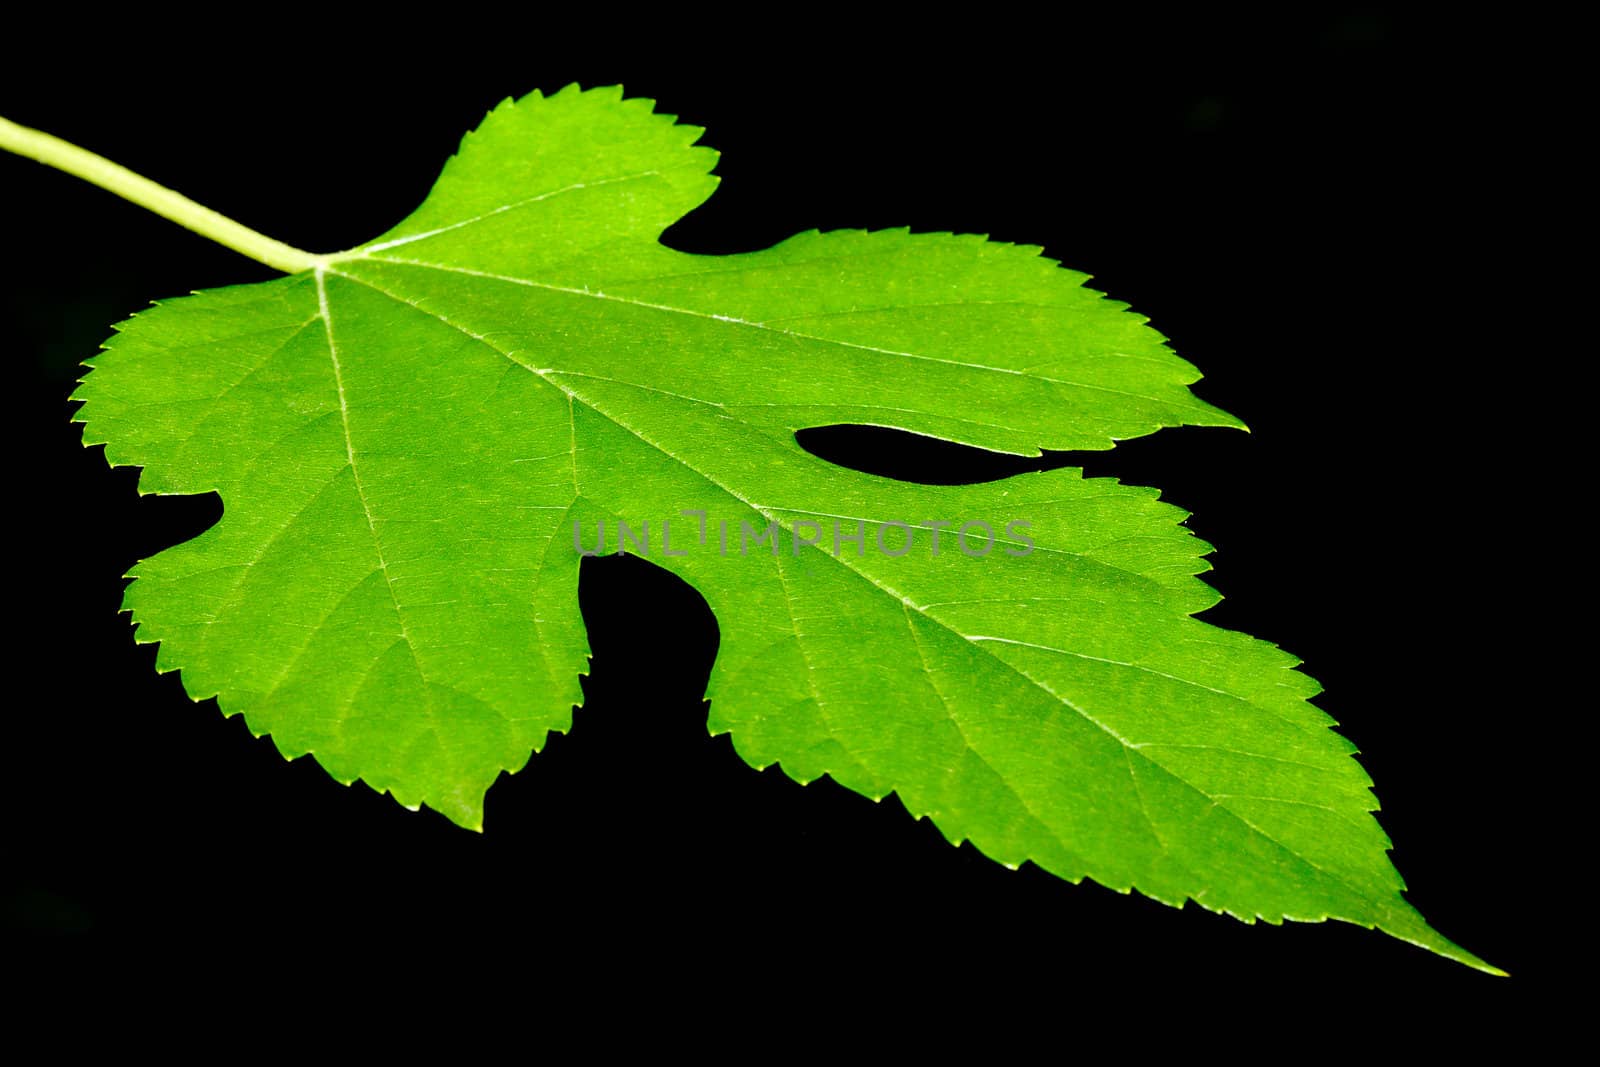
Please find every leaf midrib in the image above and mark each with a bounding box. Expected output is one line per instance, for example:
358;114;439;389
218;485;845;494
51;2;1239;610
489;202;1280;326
322;263;1398;927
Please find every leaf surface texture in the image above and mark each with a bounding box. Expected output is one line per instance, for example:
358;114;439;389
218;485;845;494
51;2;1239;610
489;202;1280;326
72;85;1488;970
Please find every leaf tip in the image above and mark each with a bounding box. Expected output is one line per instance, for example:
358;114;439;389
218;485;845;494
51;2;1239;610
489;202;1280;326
1378;909;1506;976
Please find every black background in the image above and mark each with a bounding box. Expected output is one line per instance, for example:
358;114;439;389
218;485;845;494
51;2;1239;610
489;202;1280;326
1;13;1555;1013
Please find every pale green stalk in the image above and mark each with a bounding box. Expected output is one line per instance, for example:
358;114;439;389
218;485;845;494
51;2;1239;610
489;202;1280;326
0;114;322;273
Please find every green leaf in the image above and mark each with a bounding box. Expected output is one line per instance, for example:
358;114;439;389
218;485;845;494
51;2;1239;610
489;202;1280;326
58;84;1493;971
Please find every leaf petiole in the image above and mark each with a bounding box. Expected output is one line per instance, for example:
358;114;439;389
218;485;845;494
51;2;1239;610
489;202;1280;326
0;113;324;274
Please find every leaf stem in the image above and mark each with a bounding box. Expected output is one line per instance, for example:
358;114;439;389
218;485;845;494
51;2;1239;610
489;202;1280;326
0;113;324;274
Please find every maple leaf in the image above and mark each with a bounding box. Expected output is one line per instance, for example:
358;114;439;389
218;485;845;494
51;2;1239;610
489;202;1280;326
0;84;1497;972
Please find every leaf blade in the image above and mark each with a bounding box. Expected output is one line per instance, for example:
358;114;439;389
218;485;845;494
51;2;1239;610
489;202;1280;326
69;84;1491;970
